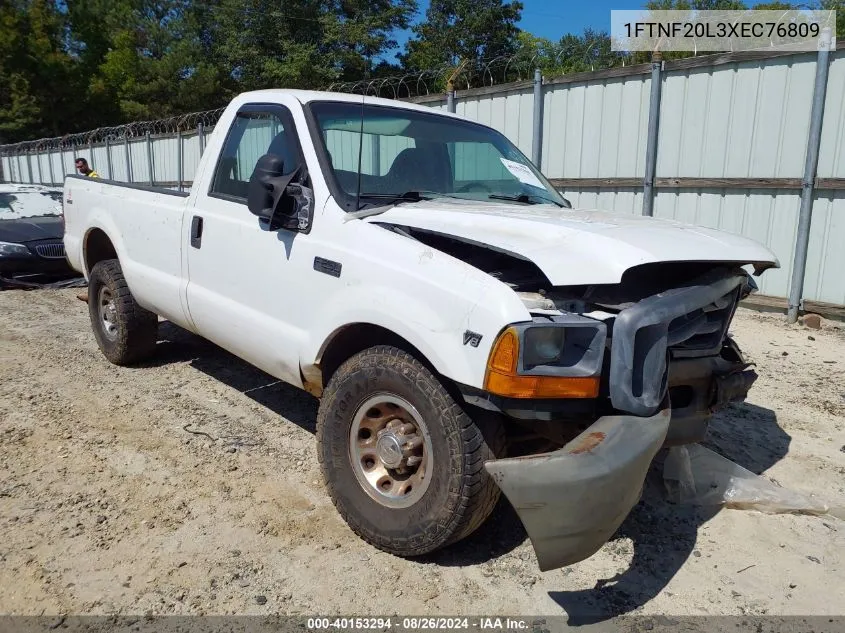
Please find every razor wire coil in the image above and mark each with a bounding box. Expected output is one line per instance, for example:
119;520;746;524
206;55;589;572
0;49;621;156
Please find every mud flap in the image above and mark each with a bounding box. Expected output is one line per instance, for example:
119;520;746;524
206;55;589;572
484;407;671;571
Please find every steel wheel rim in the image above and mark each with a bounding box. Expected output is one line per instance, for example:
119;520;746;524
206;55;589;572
349;393;434;509
98;286;118;340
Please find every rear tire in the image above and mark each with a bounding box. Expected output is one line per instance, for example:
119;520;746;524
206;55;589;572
88;259;157;365
317;345;505;557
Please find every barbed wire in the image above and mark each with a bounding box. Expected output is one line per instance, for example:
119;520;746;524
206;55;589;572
0;107;227;156
324;54;548;97
0;49;620;156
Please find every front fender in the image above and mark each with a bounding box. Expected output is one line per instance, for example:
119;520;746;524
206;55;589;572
301;282;525;389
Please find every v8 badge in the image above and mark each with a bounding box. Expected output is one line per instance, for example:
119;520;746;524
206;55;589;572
463;330;483;347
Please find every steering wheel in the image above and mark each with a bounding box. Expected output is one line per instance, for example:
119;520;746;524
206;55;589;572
455;181;493;194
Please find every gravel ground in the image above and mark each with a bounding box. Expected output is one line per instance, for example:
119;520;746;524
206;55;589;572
1;289;844;620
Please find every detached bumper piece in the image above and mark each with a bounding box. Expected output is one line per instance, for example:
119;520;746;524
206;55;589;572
712;366;757;409
484;407;670;571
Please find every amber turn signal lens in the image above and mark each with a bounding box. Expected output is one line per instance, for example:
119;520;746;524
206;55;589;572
483;327;599;399
488;327;519;373
484;372;599;399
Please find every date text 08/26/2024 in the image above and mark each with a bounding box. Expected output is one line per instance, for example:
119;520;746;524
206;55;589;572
306;618;533;631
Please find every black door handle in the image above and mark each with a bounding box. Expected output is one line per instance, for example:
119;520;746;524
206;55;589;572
190;215;203;248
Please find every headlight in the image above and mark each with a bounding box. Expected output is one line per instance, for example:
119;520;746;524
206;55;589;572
483;320;606;400
524;327;566;368
0;241;31;256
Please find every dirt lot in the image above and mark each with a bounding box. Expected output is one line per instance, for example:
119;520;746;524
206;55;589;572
1;288;844;620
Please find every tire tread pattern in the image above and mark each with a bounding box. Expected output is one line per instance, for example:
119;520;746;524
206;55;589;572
88;259;157;365
317;345;504;557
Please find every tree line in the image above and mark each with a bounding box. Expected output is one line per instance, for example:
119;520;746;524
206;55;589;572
1;0;842;143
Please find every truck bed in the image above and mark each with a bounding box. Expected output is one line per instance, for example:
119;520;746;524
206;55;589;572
62;174;191;325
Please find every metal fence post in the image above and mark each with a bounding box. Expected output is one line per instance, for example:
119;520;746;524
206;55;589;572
124;135;133;183
146;131;154;186
177;129;183;192
87;139;93;170
105;136;113;180
35;151;43;184
642;51;663;217
15;154;22;182
198;122;205;154
446;90;456;113
532;68;543;168
26;152;34;184
47;149;55;185
787;28;833;324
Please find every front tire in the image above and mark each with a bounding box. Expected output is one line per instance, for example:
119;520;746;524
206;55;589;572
317;345;504;557
88;259;158;365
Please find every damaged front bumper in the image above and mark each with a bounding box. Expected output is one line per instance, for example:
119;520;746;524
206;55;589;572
485;406;671;572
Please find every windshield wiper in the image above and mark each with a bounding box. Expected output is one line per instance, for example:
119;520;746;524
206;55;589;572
488;193;564;208
348;190;465;220
358;190;434;203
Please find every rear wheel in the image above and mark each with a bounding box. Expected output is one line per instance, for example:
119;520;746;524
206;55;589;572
317;345;504;557
88;259;157;365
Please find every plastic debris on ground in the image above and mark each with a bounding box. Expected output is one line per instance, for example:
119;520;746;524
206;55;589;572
0;275;87;290
664;443;845;520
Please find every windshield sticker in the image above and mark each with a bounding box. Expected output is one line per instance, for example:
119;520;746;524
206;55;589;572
499;158;545;189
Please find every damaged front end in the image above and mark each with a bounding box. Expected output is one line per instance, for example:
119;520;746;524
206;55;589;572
476;268;759;571
371;215;773;572
485;406;670;571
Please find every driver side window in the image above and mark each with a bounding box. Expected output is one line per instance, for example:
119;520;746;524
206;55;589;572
211;110;299;202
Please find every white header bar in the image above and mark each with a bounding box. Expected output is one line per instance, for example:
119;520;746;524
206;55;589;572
611;10;836;53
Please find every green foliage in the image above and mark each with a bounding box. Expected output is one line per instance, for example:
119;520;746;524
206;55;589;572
205;0;416;89
0;0;417;142
93;0;229;120
818;0;845;38
401;0;523;71
0;0;86;140
510;29;629;78
0;0;840;144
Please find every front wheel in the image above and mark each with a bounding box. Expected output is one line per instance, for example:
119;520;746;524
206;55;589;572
317;346;504;557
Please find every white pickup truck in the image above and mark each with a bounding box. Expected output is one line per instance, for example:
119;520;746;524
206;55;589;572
63;89;778;571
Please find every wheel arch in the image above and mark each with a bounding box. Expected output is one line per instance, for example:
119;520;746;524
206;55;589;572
303;322;463;403
83;227;118;276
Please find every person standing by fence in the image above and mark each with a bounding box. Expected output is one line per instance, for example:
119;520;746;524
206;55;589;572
74;157;100;178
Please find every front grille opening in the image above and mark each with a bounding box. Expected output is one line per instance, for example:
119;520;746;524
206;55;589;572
668;288;740;354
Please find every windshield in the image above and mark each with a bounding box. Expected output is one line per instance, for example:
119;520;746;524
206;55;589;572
308;102;568;210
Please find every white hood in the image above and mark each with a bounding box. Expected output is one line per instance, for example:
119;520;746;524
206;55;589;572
367;200;779;285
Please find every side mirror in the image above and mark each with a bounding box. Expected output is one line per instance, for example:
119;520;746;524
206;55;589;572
247;154;314;233
247;154;289;220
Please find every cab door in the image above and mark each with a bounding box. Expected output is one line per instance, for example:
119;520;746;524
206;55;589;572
184;103;315;385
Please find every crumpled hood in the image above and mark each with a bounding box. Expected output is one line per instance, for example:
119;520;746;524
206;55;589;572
367;200;779;285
